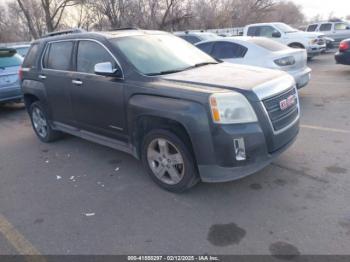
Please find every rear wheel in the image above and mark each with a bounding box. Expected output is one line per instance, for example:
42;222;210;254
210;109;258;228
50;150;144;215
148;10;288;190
29;101;63;142
142;129;199;193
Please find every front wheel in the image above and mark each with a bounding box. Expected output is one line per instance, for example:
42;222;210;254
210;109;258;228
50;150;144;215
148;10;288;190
142;129;199;193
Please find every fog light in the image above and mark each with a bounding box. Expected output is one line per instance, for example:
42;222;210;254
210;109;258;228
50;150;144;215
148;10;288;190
234;138;246;161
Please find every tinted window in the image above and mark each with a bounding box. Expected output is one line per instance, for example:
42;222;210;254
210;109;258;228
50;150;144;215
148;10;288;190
320;23;332;31
43;41;73;70
247;27;259;36
307;24;318;32
22;44;39;68
0;53;23;68
335;23;349;30
196;42;215;54
247;26;278;37
182;35;201;44
248;38;288;51
212;42;247;59
77;41;115;74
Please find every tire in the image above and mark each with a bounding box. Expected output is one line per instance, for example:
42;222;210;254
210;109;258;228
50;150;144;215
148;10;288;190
29;101;63;143
141;129;199;193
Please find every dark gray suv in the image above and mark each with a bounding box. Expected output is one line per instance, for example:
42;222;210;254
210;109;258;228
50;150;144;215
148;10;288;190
21;29;300;192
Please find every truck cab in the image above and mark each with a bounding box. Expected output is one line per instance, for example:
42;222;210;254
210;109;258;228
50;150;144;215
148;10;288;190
244;22;326;59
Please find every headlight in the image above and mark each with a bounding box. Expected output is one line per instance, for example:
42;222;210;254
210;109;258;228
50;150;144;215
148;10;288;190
209;92;257;124
274;56;295;66
309;38;318;45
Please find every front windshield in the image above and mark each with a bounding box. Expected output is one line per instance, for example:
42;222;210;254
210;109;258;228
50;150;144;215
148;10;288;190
111;34;217;75
275;23;298;33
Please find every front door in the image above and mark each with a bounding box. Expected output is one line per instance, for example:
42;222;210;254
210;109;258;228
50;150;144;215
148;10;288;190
70;40;125;140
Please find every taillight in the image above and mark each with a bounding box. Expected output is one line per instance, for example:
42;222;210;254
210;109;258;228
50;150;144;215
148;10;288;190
339;41;350;52
18;66;23;81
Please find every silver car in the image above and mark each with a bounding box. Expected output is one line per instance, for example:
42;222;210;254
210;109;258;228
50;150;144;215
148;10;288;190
196;37;311;89
0;48;23;104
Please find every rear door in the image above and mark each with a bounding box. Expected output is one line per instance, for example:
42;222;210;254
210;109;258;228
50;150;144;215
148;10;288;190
70;39;126;140
40;41;75;125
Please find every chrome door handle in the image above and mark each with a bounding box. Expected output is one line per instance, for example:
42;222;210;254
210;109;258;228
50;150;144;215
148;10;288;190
38;74;47;80
72;80;83;86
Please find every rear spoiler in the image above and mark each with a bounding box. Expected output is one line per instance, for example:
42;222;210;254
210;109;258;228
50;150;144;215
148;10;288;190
0;48;17;57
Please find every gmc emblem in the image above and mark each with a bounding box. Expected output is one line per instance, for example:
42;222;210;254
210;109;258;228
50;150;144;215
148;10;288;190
279;95;296;111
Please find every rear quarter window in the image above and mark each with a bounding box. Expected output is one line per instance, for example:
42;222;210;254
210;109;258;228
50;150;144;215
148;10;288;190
22;44;39;68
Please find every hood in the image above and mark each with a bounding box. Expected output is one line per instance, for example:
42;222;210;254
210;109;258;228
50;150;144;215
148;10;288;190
159;62;289;92
287;31;324;38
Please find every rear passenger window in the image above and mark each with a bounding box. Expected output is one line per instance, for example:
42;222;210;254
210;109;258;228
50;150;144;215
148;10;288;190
319;23;332;31
22;44;39;68
212;42;247;59
76;41;115;74
335;23;348;30
43;41;73;71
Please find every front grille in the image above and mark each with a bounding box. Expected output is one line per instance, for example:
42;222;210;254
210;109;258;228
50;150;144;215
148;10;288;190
262;88;299;132
317;38;325;45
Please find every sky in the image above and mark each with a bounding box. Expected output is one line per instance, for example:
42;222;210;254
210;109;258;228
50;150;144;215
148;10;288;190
1;0;349;20
291;0;350;20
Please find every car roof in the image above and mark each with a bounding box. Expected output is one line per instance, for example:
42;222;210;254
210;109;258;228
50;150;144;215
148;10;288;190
33;29;170;44
246;22;284;27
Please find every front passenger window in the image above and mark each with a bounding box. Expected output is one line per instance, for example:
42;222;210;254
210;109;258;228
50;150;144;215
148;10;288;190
77;41;116;74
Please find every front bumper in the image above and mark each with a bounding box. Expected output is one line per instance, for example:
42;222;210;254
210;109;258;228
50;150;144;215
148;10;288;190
307;45;324;57
288;67;312;89
198;117;299;183
0;85;22;103
335;52;350;65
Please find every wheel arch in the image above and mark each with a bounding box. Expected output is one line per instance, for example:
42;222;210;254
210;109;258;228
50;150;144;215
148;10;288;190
127;94;216;166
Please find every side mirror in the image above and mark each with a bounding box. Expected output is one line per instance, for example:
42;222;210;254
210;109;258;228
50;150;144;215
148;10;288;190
94;62;122;77
272;31;281;38
346;26;350;30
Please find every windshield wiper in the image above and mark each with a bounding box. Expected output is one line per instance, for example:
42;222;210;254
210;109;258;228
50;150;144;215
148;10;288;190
146;69;186;76
146;61;219;76
0;66;5;70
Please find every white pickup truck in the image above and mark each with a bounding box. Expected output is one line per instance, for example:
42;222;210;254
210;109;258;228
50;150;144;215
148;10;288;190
243;22;326;59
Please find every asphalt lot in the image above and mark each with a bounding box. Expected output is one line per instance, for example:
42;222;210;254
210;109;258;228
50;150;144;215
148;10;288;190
0;53;350;256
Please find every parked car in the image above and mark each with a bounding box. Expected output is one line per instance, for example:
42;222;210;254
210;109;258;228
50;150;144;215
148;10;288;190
306;21;350;45
243;22;326;59
174;31;220;44
21;29;300;192
196;37;311;89
335;39;350;65
10;44;31;57
0;48;23;104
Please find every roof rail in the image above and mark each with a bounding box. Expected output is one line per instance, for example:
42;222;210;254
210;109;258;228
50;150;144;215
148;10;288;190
43;28;86;38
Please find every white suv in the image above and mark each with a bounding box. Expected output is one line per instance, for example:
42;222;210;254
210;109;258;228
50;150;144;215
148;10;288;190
306;21;350;45
243;22;326;59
